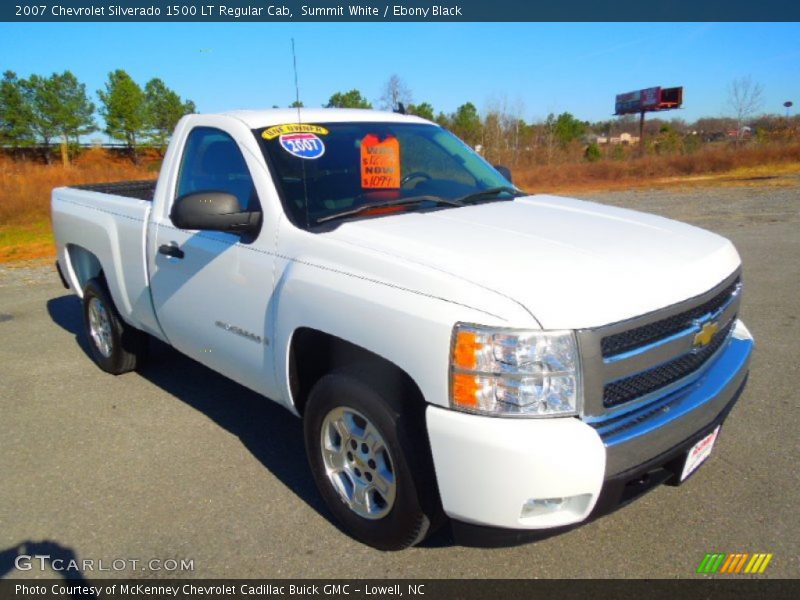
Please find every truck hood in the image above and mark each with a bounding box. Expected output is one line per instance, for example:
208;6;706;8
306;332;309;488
326;195;741;329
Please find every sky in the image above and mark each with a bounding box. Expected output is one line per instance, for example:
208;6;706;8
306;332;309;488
1;22;799;133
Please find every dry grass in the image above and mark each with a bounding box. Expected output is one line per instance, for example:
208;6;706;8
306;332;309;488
0;149;157;226
0;144;798;263
514;142;800;192
0;150;157;263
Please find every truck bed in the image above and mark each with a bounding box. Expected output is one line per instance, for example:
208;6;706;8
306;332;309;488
52;182;160;337
72;179;157;201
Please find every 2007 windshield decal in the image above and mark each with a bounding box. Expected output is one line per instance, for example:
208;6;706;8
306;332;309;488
279;133;325;159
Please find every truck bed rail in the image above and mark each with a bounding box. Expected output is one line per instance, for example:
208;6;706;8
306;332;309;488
72;179;157;201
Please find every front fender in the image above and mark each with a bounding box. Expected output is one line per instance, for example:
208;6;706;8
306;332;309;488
271;258;528;413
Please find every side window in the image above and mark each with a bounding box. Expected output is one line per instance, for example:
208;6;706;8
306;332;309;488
175;127;260;212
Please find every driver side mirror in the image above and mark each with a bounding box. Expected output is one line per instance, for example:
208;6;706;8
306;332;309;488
170;192;262;236
494;165;513;183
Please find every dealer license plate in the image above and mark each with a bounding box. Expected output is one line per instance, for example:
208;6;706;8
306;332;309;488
680;426;721;482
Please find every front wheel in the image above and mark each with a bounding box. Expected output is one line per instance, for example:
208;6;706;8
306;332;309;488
82;278;147;374
304;370;441;550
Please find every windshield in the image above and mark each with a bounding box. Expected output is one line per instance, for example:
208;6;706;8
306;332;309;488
254;122;517;228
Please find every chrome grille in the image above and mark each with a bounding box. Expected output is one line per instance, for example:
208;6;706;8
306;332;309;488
603;318;735;407
600;277;740;358
577;270;742;417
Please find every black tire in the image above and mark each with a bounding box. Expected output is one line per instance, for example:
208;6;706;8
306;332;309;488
304;368;442;550
81;277;147;374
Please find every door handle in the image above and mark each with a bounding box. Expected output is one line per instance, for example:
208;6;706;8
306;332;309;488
158;243;184;259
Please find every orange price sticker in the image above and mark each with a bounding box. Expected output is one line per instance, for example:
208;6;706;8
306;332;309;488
360;134;400;189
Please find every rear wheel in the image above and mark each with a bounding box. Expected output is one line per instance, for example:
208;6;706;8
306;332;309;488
82;278;147;374
304;369;441;550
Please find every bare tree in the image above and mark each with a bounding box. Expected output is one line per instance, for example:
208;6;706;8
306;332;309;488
379;74;412;111
728;76;764;143
542;113;558;164
483;95;525;165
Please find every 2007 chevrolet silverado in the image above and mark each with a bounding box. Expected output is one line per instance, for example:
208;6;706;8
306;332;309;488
52;109;753;550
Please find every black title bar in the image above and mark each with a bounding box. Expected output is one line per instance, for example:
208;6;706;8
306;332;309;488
4;1;800;22
2;579;800;600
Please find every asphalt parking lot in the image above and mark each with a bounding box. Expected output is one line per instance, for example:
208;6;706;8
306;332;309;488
1;181;798;579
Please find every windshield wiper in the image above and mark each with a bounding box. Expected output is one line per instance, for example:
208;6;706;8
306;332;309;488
316;195;464;224
456;186;525;204
315;187;523;225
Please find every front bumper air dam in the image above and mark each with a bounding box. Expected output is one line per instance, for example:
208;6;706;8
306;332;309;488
426;406;607;531
427;322;754;546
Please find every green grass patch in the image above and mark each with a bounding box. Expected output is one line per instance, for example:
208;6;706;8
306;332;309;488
0;221;54;262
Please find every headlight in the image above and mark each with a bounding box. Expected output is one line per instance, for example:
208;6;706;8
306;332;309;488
449;323;581;417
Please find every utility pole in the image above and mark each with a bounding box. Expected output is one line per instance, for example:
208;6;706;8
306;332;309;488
639;110;646;156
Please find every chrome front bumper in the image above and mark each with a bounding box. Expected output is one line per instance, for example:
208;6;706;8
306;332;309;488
591;320;754;476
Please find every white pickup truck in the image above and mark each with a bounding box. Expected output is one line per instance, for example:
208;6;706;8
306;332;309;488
52;109;753;550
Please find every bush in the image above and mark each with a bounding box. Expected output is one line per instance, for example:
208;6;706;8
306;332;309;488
584;142;602;162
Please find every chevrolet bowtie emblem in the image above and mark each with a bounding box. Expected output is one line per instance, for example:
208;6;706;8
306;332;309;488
693;321;719;349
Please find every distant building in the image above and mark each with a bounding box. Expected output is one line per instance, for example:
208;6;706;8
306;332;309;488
596;132;640;145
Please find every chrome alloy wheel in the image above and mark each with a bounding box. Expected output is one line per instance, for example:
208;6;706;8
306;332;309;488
320;407;396;520
87;296;113;358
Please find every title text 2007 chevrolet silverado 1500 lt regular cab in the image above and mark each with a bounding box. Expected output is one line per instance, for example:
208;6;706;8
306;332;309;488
52;109;753;550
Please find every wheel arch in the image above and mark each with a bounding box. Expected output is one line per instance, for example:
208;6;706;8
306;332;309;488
288;327;428;418
64;243;105;296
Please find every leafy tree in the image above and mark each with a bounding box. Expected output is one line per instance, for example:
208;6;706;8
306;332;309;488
52;71;96;164
144;78;195;154
451;102;482;147
20;74;60;162
98;69;146;158
653;123;683;154
434;111;451;129
2;71;96;163
407;102;435;121
19;71;94;164
379;74;412;111
325;89;372;109
0;71;33;148
289;100;304;108
553;112;586;146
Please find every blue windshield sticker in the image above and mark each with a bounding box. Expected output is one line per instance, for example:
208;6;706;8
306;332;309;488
279;133;325;159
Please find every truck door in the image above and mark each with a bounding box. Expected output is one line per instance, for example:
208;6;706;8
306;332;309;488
148;125;279;400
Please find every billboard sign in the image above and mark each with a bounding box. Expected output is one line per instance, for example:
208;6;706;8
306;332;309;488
641;87;660;109
615;86;683;115
615;90;642;115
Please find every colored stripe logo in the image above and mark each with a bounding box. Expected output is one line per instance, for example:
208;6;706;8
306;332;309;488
697;553;773;574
